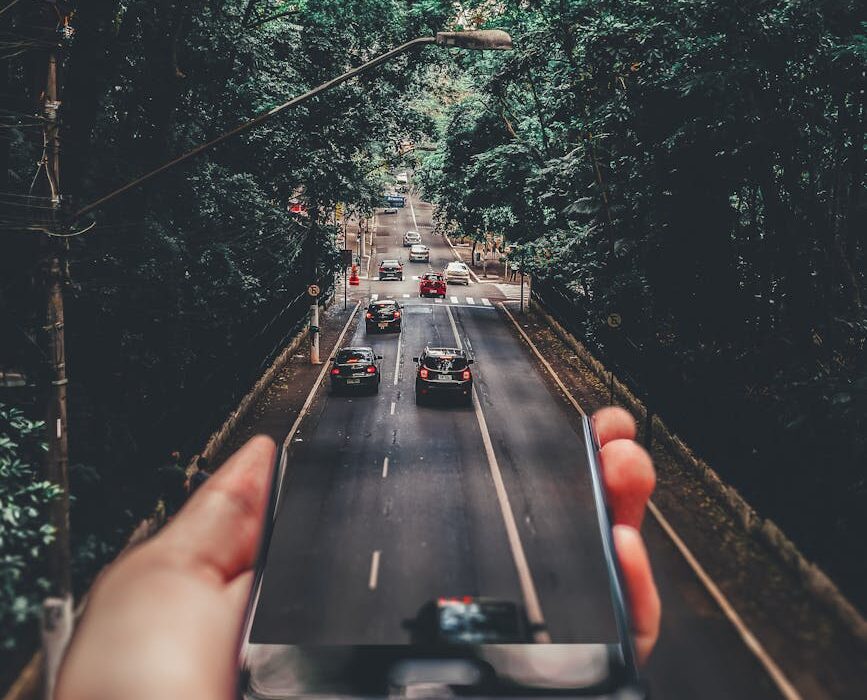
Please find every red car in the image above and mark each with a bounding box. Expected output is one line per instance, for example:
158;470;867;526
419;272;447;298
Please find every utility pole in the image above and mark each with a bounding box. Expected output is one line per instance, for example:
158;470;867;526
40;24;73;700
307;204;321;364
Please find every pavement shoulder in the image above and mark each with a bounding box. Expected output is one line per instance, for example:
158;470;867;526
500;305;867;700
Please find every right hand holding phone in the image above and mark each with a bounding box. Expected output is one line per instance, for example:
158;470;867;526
593;406;660;663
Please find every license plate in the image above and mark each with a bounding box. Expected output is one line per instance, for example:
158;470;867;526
346;379;361;385
378;322;389;329
433;375;455;382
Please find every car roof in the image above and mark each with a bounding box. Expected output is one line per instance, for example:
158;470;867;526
380;259;400;265
405;230;420;235
424;346;465;357
337;346;373;354
410;244;428;250
370;298;397;305
446;261;468;269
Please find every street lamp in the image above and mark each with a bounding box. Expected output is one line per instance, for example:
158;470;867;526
68;29;512;365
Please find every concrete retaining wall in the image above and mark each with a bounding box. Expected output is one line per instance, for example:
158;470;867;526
532;297;867;647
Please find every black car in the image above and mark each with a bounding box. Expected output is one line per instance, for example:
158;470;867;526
413;346;473;405
378;259;403;281
407;597;532;645
366;299;402;333
330;347;382;394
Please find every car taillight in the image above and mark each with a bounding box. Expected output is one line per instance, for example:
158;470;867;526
366;365;376;374
394;311;400;318
419;368;429;379
365;312;373;319
330;368;340;375
462;369;471;380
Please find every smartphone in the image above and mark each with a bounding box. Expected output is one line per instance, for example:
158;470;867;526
238;414;646;698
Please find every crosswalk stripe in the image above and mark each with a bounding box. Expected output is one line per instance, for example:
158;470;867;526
481;298;492;306
402;293;410;298
466;297;475;305
371;293;379;300
435;298;443;303
450;296;459;303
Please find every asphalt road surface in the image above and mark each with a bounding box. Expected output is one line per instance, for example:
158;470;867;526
248;193;783;699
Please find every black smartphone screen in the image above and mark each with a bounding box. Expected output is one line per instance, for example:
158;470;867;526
240;384;641;697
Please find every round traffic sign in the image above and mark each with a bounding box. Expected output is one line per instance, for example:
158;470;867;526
307;284;321;297
607;313;622;329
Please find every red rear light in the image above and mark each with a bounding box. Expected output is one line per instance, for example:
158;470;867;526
365;312;373;319
462;369;471;380
419;368;429;379
366;365;376;374
330;368;340;375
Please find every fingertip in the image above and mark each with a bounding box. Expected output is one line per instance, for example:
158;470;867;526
613;525;660;664
593;407;636;446
600;439;656;528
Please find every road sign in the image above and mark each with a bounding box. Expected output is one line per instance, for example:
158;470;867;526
307;284;320;297
384;194;405;207
607;313;622;329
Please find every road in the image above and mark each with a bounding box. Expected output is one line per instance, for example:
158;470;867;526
247;193;784;698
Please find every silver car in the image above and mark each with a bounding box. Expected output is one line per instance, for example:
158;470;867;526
445;261;471;285
403;230;422;247
409;244;430;262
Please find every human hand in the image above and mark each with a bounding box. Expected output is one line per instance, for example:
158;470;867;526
57;435;276;700
593;406;661;663
58;409;660;700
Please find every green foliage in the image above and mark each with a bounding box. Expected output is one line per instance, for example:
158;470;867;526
0;405;59;650
419;0;867;603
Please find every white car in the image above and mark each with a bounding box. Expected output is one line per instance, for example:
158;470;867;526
409;244;430;262
445;261;471;285
382;207;398;214
403;230;422;247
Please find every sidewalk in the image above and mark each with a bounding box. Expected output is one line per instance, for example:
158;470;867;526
446;236;516;282
211;301;358;466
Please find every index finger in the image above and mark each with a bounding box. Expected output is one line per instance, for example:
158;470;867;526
159;435;276;582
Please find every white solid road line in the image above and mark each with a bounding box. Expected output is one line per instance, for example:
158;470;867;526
382;456;389;478
368;550;381;590
390;401;396;415
466;296;475;305
393;330;402;386
240;300;361;654
444;305;550;642
408;191;419;230
481;298;492;306
499;303;802;699
450;296;459;304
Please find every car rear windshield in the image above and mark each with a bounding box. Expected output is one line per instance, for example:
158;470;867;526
335;350;371;363
372;302;398;312
381;262;400;268
423;274;443;281
423;355;467;371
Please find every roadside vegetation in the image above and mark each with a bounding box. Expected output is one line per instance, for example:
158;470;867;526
416;0;867;608
0;0;445;661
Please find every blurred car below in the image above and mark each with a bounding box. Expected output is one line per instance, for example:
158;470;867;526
407;597;532;645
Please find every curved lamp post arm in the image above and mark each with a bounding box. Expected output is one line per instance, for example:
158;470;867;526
70;30;512;223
